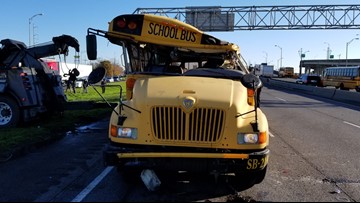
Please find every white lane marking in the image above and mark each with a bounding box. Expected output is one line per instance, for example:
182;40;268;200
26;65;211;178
71;166;114;202
343;121;360;129
269;132;275;137
275;97;287;102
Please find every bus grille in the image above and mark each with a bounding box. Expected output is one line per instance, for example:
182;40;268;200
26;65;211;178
151;106;225;143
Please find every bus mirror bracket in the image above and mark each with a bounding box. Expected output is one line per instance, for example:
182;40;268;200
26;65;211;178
237;74;261;132
87;67;120;117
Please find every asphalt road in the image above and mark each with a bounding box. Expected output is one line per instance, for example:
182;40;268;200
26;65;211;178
233;85;360;202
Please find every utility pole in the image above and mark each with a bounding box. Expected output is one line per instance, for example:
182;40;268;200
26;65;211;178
275;45;282;69
298;48;309;75
28;13;43;46
263;51;268;64
324;42;332;59
345;37;359;66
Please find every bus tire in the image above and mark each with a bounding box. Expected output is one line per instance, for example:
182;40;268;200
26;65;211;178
116;165;142;184
231;166;268;190
0;96;20;128
340;84;345;90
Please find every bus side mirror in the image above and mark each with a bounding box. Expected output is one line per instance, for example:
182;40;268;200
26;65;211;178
240;74;262;89
86;34;97;60
87;66;106;85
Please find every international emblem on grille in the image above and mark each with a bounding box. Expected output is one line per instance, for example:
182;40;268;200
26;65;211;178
183;97;195;110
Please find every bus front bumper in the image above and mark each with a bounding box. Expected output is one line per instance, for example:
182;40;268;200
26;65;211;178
103;144;269;173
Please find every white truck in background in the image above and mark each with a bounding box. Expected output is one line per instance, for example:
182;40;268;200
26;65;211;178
254;63;274;78
42;59;93;88
59;63;93;88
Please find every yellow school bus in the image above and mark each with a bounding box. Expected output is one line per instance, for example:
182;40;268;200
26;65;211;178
279;67;294;78
86;14;269;189
322;66;360;92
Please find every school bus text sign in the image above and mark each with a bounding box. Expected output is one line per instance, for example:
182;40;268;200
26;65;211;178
142;16;202;46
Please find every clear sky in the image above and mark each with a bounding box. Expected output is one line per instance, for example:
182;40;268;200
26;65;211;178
1;0;359;73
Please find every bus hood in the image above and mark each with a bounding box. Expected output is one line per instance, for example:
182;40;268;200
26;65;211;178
132;76;248;109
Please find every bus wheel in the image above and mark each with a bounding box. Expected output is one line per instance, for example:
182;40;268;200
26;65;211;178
340;84;345;90
230;166;268;190
116;165;142;184
0;96;20;128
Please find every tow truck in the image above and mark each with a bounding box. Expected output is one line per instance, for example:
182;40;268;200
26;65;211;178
0;35;80;128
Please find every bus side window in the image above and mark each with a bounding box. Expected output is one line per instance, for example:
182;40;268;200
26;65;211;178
149;65;165;73
164;66;182;74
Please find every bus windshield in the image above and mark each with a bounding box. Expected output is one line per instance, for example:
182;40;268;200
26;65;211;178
87;14;249;75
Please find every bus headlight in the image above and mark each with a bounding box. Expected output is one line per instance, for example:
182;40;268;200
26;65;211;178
237;133;258;144
237;132;267;144
111;125;138;139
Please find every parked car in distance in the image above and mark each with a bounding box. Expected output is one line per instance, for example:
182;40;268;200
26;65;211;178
113;76;119;82
105;77;114;83
296;74;323;86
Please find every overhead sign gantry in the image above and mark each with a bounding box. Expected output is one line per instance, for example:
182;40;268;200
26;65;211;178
134;5;360;74
134;5;360;31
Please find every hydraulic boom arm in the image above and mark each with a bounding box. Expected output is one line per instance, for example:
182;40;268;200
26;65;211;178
0;34;80;69
26;34;80;59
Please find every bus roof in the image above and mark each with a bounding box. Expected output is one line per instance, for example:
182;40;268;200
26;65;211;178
106;14;240;54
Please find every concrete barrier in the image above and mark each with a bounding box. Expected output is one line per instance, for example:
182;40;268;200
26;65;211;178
267;79;292;89
311;87;336;99
332;90;360;106
290;83;314;94
263;78;360;107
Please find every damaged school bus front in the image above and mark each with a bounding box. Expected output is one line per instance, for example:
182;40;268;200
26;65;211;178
104;71;269;188
87;13;269;189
